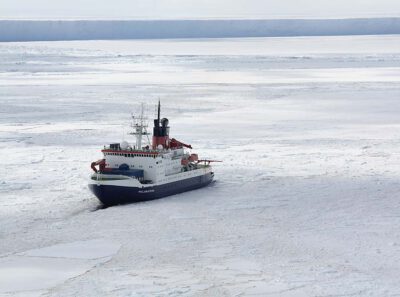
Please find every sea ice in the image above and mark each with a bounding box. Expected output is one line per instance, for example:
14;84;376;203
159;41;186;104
0;36;399;296
0;239;120;295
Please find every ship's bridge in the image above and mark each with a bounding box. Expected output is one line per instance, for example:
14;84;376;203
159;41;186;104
102;148;160;158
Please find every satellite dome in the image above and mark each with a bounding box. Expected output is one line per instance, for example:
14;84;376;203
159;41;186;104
161;118;169;127
120;141;129;150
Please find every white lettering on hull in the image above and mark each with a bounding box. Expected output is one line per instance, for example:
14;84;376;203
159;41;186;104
138;189;155;193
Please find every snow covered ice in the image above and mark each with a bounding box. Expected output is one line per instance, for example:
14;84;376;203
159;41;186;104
1;35;400;296
1;239;120;295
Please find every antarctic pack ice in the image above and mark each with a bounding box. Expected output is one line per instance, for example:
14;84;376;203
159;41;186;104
1;5;400;297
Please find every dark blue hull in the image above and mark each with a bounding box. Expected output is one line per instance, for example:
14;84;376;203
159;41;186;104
89;172;214;206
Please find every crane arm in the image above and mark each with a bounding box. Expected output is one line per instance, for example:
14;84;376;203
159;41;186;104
170;138;192;149
91;159;105;173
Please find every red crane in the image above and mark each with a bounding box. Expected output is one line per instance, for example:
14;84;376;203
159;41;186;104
91;159;105;173
169;138;193;149
197;160;223;165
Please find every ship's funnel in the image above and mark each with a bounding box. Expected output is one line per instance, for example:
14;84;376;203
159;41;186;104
152;101;170;149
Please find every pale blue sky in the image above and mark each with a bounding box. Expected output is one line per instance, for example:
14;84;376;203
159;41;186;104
2;0;400;19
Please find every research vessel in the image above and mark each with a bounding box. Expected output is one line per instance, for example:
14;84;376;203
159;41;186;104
88;102;217;205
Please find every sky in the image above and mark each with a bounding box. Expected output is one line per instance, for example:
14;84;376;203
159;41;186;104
1;0;400;19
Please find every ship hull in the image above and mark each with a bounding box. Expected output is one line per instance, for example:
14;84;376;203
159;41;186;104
89;172;214;206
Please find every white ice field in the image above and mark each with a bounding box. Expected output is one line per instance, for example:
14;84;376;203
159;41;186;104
1;35;400;296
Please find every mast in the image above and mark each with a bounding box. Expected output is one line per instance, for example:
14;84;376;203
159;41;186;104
129;103;149;150
157;100;160;124
137;103;144;149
